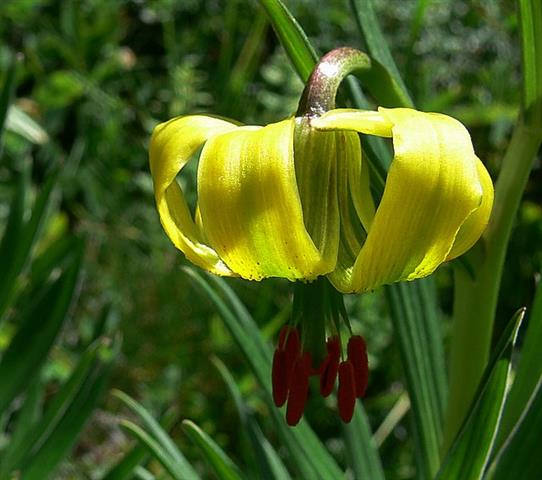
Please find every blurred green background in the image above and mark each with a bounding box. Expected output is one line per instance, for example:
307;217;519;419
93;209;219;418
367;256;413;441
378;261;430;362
0;0;540;478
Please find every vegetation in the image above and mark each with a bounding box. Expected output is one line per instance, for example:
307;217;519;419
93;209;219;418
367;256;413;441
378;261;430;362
0;0;540;479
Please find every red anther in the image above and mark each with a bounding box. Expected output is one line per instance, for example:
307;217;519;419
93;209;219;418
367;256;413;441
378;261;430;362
278;326;300;352
337;361;356;423
286;352;312;426
283;328;300;379
326;336;341;357
272;349;288;407
319;336;341;397
347;335;369;398
319;355;339;397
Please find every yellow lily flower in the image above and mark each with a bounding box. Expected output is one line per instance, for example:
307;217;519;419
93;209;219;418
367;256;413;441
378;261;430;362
149;107;493;293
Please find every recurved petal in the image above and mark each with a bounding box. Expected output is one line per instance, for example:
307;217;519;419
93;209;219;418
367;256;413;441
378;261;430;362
350;108;483;292
314;108;485;292
446;157;494;260
197;119;324;281
149;115;238;275
312;108;393;137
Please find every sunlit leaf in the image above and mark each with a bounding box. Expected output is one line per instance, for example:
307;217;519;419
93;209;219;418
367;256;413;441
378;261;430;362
437;309;525;480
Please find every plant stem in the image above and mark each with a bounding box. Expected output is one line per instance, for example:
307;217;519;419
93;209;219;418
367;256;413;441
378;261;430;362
443;121;542;452
443;0;542;453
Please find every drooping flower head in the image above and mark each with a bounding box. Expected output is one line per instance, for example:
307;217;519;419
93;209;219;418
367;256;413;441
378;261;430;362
149;47;494;424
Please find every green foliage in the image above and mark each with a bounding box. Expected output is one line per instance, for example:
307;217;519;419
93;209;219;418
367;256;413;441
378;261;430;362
0;0;540;479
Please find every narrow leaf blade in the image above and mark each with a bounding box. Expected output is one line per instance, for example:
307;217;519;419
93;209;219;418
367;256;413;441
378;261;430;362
436;309;525;479
489;376;542;480
182;420;244;480
113;390;199;480
257;0;317;81
0;244;83;414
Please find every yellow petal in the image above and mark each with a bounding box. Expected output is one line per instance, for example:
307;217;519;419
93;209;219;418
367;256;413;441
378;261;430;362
315;108;485;292
149;115;238;275
446;157;494;260
327;132;374;292
312;108;393;137
197;119;324;281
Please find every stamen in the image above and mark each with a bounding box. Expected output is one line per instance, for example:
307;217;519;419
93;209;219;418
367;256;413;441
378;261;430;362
347;335;369;398
338;360;356;423
272;349;288;407
272;326;301;407
319;336;340;397
286;352;312;426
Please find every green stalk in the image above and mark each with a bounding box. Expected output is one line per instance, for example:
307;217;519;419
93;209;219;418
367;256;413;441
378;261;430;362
443;0;542;452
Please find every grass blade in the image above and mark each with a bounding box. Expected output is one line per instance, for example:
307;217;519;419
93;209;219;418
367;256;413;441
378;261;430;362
436;309;525;479
385;279;446;479
119;420;197;480
489;376;542;480
113;391;199;480
0;242;83;415
496;278;542;447
343;404;385;480
0;340;100;475
0;51;17;157
518;0;542;126
0;170;59;322
101;441;148;480
182;420;244;480
257;0;317;82
348;0;412;104
19;336;120;480
0;379;43;473
213;357;291;480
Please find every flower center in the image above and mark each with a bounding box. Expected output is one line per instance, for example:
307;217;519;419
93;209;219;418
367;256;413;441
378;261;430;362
271;279;369;425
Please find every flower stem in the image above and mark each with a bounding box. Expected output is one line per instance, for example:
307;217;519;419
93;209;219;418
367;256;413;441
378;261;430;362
443;121;542;453
296;47;413;117
443;0;542;452
296;47;372;116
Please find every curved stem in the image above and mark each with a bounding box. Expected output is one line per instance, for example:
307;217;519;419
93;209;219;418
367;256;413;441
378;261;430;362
296;47;371;116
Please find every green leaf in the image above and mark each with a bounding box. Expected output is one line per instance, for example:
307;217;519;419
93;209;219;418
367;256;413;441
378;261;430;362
0;242;83;415
497;279;542;447
102;406;178;480
385;279;446;479
257;0;317;82
348;0;412;104
133;466;156;480
488;376;542;480
0;379;43;472
518;0;542;127
436;309;525;480
101;442;149;480
182;420;244;480
0;168;27;309
0;338;107;476
185;269;345;479
18;336;120;480
343;404;385;480
0;51;17;157
119;420;197;480
0;169;59;323
213;357;291;480
113;391;199;480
